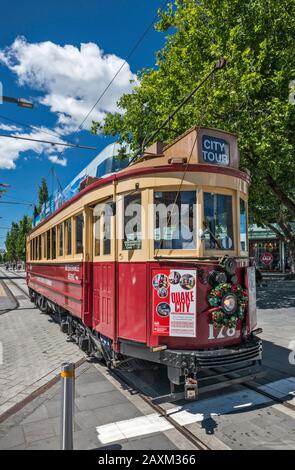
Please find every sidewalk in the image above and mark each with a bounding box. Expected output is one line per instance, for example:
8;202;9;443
0;361;188;450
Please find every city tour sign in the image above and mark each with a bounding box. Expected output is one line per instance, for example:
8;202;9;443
201;135;230;166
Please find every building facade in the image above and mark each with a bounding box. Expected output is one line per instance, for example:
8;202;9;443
249;225;293;273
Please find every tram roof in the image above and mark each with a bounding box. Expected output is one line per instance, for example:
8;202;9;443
29;126;249;234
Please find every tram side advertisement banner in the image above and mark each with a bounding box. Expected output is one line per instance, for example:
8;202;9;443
152;269;197;337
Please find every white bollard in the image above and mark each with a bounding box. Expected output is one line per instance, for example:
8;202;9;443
60;362;75;450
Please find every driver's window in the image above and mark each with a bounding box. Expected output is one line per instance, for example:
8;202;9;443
204;192;234;250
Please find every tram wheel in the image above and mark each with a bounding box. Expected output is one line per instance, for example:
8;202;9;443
38;295;49;314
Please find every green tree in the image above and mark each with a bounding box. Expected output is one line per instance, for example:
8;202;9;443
92;0;295;270
5;222;20;262
16;215;32;261
5;215;32;263
38;177;48;209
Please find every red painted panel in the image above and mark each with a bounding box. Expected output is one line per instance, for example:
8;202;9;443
118;263;147;343
92;262;115;339
27;263;83;319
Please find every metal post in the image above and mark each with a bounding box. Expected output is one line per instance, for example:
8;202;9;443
60;362;75;450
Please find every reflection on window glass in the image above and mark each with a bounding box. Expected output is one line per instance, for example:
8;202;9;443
123;194;142;250
93;214;100;256
46;230;51;259
154;191;196;250
240;199;248;252
59;224;63;256
204;193;234;250
65;219;72;255
93;202;112;255
75;213;84;254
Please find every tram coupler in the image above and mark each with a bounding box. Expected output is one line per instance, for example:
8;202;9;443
184;377;199;400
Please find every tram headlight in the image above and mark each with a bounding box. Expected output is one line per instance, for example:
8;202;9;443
208;270;227;287
222;293;237;314
223;257;237;275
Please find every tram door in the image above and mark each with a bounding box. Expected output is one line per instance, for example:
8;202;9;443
91;201;115;339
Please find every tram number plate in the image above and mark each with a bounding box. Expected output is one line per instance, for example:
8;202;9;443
208;324;236;340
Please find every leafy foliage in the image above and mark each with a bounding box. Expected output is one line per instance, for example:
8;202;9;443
5;215;32;262
92;0;295;267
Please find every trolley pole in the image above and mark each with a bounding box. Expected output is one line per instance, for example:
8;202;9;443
60;362;75;450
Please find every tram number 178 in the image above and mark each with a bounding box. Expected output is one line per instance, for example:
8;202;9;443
208;324;236;340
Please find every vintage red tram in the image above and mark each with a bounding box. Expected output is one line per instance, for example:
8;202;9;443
26;126;262;400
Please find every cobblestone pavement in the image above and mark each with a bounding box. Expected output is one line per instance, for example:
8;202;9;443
0;269;84;417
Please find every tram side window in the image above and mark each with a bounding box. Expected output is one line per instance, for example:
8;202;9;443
240;198;248;252
93;213;100;257
30;240;33;260
75;213;84;254
44;232;47;260
103;203;112;255
93;201;113;256
58;223;63;256
52;227;57;259
65;218;72;255
46;230;51;259
154;191;196;250
204;193;234;250
123;193;142;250
38;236;42;260
41;234;45;259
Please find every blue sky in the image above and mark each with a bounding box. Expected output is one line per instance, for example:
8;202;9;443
0;0;167;248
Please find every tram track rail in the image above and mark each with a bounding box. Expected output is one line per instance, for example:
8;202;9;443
210;366;295;414
111;368;212;451
0;268;30;301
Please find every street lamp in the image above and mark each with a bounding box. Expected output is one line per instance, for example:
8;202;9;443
1;95;33;109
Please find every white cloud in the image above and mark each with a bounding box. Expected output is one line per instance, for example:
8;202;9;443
0;123;22;132
48;155;67;167
0;37;137;169
0;37;137;132
0;129;66;169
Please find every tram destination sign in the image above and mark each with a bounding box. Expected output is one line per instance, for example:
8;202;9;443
201;135;230;166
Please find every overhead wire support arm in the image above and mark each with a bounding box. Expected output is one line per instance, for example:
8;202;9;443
0;133;97;150
129;57;227;165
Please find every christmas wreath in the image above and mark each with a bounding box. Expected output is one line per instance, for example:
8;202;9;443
207;282;248;328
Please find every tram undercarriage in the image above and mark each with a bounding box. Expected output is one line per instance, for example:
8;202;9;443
29;288;263;402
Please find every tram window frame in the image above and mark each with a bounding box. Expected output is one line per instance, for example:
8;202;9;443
65;218;72;256
75;213;84;255
46;229;51;260
58;223;64;257
93;199;113;257
240;197;248;253
30;239;33;260
203;191;234;251
123;193;142;251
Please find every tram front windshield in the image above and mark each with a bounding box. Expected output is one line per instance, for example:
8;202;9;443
204;193;234;250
